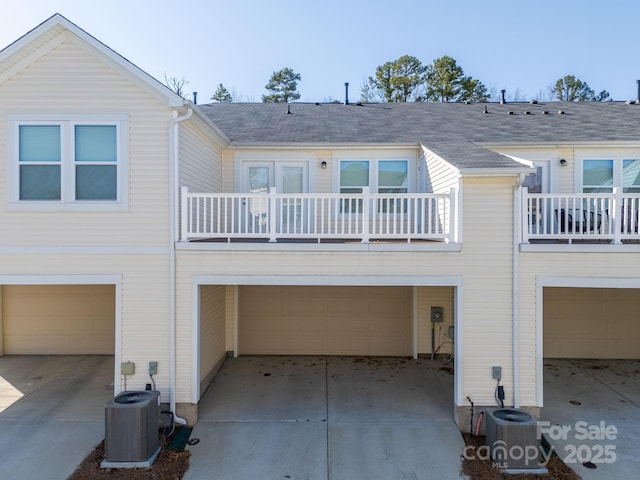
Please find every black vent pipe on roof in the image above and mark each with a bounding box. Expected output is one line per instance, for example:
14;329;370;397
344;82;350;105
636;80;640;103
193;92;198;105
500;89;506;104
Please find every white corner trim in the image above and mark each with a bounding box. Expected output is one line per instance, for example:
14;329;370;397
191;282;200;402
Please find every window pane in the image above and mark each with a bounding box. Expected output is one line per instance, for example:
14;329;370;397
76;165;117;200
378;160;408;187
583;159;613;187
623;159;640;190
20;165;61;200
75;125;117;162
523;166;543;193
19;125;60;162
340;161;369;187
249;166;269;193
282;167;303;194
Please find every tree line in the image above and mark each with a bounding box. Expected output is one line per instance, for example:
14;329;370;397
166;55;612;104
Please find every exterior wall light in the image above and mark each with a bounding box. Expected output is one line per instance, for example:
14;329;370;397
560;159;567;166
321;160;327;169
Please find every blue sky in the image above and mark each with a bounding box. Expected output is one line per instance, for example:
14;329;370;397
2;0;639;103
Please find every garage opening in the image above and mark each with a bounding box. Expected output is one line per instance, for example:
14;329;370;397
239;286;413;356
543;287;640;359
196;283;457;404
1;285;115;355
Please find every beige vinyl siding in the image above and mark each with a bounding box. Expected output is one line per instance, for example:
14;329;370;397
225;286;236;352
2;285;114;354
199;286;226;394
544;287;640;359
557;148;574;192
238;286;412;356
422;147;459;193
221;149;235;192
459;177;516;406
0;38;172;247
316;151;332;193
416;287;454;355
179;119;225;193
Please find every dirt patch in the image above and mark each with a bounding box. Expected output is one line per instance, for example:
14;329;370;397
68;428;190;480
461;434;580;480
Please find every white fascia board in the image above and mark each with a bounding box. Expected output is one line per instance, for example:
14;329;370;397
482;141;640;149
230;142;420;150
501;154;536;168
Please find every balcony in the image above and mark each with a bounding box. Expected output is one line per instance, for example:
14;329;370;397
180;187;456;244
522;190;640;244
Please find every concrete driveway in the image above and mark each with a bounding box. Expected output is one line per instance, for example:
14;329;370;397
542;359;640;480
0;355;113;480
185;356;466;480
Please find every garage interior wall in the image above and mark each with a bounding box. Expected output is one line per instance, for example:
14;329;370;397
238;285;413;356
416;286;454;356
199;285;227;395
544;287;640;359
2;285;115;355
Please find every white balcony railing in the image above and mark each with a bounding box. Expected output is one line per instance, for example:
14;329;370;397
181;187;456;243
522;189;640;244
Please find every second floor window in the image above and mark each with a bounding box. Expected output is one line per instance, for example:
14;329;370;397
339;159;409;194
582;158;640;193
339;158;409;214
11;117;126;207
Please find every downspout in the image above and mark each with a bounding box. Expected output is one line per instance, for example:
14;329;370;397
512;174;525;409
169;107;192;424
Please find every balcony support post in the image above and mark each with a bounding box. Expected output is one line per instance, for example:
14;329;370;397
612;188;622;245
269;187;278;243
361;187;370;243
180;186;189;242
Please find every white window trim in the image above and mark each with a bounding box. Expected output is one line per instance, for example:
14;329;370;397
333;153;416;194
576;149;640;193
7;114;129;211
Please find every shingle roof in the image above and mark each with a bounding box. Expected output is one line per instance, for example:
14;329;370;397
199;101;640;170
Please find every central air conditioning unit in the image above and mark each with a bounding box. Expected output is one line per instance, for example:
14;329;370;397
485;408;540;470
103;391;160;466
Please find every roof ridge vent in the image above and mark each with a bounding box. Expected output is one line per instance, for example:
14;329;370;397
557;110;565;115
